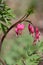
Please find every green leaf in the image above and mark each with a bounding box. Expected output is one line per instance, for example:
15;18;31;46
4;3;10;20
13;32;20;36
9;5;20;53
1;24;6;34
30;54;40;61
0;1;16;32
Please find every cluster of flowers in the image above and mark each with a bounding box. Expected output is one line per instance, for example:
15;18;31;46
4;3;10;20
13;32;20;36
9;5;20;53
28;24;40;43
15;23;40;43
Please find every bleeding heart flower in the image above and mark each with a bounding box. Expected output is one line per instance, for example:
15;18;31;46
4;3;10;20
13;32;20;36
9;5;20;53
35;33;40;39
15;23;24;35
36;27;39;33
15;27;18;35
17;24;24;30
34;28;40;44
31;26;34;34
35;27;40;39
28;24;34;34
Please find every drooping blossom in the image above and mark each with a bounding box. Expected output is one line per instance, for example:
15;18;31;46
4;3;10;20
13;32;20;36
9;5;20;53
28;24;40;44
15;23;24;35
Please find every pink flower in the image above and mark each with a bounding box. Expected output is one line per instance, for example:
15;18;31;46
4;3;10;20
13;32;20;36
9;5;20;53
31;27;34;34
36;27;39;33
28;24;34;34
28;24;40;44
17;24;24;30
35;33;40;39
34;28;40;43
15;23;24;35
28;24;31;31
35;27;40;40
15;28;18;35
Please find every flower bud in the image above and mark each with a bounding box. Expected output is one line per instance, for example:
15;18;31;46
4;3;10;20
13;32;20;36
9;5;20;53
28;24;34;34
36;27;39;33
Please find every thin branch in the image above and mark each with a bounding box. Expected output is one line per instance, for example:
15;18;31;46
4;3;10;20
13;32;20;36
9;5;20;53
25;20;35;27
22;59;26;65
25;20;32;24
0;58;6;65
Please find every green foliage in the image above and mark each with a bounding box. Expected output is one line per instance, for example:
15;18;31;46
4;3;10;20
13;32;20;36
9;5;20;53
0;0;15;33
1;30;43;65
